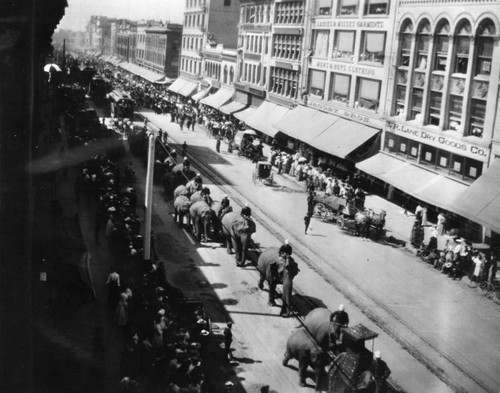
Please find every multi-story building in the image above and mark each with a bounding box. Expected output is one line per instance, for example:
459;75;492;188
116;20;137;62
144;24;183;77
356;1;500;241
135;21;148;66
169;0;240;99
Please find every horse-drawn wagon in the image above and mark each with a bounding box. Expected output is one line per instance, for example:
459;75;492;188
312;193;386;239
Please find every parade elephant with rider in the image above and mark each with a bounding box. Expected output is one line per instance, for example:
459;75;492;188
189;200;217;242
221;211;256;266
257;247;300;315
283;328;329;392
173;195;191;227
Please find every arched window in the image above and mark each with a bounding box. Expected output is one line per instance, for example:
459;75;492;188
229;67;234;83
223;65;228;84
433;20;450;72
475;19;495;76
453;20;471;74
415;20;431;70
398;19;413;66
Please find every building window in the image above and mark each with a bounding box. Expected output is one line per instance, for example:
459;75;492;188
415;21;430;70
338;0;358;15
315;0;332;15
364;0;388;15
224;0;230;6
469;99;486;137
329;73;350;103
427;92;442;126
464;159;482;180
433;21;450;72
312;30;330;58
454;21;471;74
410;88;423;121
270;67;299;98
356;78;380;111
359;31;385;64
308;69;326;97
475;19;495;76
332;31;355;60
272;35;302;60
448;95;463;131
398;21;413;67
421;145;436;166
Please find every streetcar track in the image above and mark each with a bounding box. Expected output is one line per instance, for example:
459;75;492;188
145;116;487;393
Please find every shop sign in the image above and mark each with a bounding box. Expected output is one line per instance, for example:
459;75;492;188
314;19;386;29
385;120;489;161
307;98;385;128
310;59;383;79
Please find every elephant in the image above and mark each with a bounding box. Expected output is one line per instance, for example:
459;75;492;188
303;307;335;349
173;184;190;200
221;211;256;267
189;200;217;242
257;248;299;313
190;188;213;205
283;328;329;392
173;195;191;227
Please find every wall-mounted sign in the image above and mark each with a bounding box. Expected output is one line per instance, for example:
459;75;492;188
385;120;490;161
310;59;385;79
314;19;387;29
307;98;385;128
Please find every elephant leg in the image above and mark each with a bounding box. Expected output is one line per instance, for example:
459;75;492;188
298;355;309;387
233;238;242;266
268;281;277;306
258;273;265;290
282;349;291;367
313;366;324;392
225;235;233;254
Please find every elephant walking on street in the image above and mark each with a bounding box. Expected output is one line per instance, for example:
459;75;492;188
283;328;329;392
189;200;217;242
173;184;189;200
173;195;191;227
221;211;256;267
303;307;335;349
257;247;300;314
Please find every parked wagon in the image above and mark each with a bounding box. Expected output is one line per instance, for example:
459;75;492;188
252;161;274;186
312;194;357;223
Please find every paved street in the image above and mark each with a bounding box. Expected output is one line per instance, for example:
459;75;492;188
139;109;500;393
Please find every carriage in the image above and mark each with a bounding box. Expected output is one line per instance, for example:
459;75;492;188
252;161;274;186
328;324;380;393
312;193;386;239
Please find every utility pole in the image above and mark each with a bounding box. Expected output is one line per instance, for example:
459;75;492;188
143;129;156;261
62;38;66;70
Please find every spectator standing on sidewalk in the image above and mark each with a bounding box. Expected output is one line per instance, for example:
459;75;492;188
223;322;233;360
106;267;121;308
182;141;187;157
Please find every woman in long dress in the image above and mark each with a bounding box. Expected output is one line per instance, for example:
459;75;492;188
115;292;129;328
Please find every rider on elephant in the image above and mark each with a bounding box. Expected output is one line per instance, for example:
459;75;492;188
279;239;293;257
186;174;202;195
241;204;251;218
191;187;213;205
218;194;233;221
330;304;349;344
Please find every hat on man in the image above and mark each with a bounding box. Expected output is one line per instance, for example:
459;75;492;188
374;350;381;359
339;304;345;311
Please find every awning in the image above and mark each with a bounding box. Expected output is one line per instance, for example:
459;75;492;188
219;100;247;115
178;80;198;97
307;118;380;159
118;62;165;83
168;78;188;93
245;101;291;138
200;87;234;109
274;105;338;142
234;106;257;122
356;153;468;209
192;87;211;102
447;159;500;232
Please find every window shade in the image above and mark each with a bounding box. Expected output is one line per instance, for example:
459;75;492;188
337;31;355;52
333;74;350;95
366;32;385;52
310;70;326;88
314;31;330;58
359;79;380;100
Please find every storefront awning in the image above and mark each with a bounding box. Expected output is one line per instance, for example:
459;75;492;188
245;101;291;138
219;100;247;115
200;87;234;109
308;118;380;159
168;78;188;93
178;80;198;97
274;105;338;142
118;62;166;83
192;87;211;102
356;152;468;209
233;106;257;122
447;159;500;232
